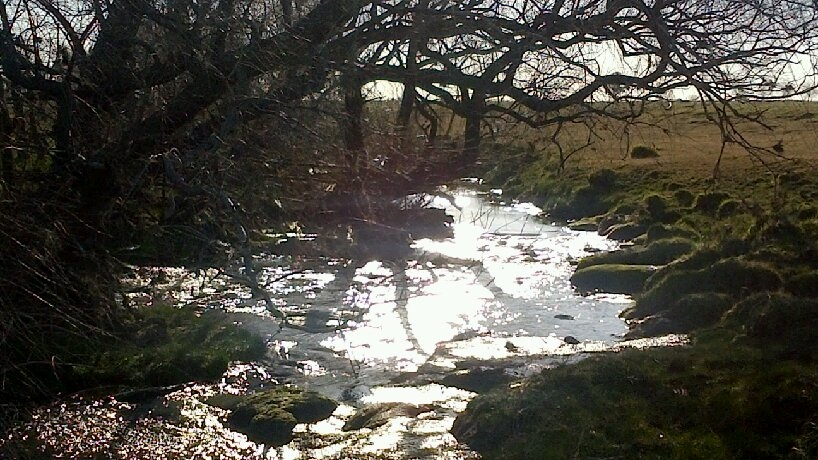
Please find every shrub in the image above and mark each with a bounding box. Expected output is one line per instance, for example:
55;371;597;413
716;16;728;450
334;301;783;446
630;145;660;159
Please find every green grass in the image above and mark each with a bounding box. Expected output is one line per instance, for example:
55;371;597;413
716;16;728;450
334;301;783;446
454;100;818;459
453;335;818;459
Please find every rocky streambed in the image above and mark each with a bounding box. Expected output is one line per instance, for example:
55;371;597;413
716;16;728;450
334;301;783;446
3;186;685;459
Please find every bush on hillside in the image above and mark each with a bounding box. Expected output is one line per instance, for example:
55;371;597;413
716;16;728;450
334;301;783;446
630;145;660;159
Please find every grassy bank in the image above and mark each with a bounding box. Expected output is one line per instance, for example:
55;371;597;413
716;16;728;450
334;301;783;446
453;101;818;458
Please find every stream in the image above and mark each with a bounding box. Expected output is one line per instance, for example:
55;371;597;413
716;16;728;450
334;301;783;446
3;186;685;459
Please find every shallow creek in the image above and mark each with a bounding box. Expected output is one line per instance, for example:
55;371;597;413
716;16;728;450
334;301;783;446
6;187;685;459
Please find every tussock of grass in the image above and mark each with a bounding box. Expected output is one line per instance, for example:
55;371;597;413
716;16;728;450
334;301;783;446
570;264;655;295
630;257;781;319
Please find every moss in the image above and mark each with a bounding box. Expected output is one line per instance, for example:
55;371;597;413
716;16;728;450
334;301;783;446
453;340;818;459
577;238;695;270
645;223;700;242
570;264;655;295
717;199;742;217
550;184;612;220
213;386;338;446
724;293;818;353
644;193;668;220
630;145;660;159
786;271;818;298
629;292;734;337
631;257;781;319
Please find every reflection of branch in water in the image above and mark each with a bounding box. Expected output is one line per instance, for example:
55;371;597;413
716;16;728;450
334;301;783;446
220;267;308;329
391;259;425;354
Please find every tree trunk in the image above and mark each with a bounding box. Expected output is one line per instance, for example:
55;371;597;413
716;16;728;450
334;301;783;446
341;70;365;171
396;41;418;151
462;89;484;163
281;0;293;26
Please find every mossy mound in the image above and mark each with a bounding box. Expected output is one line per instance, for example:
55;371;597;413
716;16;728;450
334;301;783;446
723;293;818;354
645;223;700;242
550;184;612;221
570;264;655;295
209;386;338;446
785;271;818;298
452;343;818;459
630;257;782;320
628;292;734;337
577;238;695;270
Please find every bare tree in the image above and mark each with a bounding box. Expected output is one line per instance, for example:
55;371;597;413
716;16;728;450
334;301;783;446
355;0;818;159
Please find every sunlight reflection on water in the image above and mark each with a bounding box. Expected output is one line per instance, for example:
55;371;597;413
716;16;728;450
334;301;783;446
7;187;674;459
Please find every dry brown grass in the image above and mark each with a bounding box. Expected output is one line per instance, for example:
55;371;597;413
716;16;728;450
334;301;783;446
499;100;818;184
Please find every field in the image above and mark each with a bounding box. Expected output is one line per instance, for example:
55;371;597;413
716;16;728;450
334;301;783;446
494;101;818;180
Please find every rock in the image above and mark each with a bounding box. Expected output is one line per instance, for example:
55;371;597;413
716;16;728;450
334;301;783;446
563;336;581;345
605;222;648;242
597;214;625;235
208;386;337;446
570;264;656;295
567;218;599;232
343;402;435;431
441;367;515;393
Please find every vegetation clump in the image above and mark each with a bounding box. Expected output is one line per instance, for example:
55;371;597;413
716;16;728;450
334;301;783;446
630;257;782;320
693;191;732;213
630;145;660;158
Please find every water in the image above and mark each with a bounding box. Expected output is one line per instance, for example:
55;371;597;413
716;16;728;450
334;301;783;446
4;187;686;458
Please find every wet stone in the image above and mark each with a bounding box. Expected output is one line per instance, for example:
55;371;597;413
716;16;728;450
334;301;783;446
440;367;515;393
343;402;436;431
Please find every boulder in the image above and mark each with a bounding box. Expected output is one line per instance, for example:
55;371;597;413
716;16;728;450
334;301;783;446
207;386;337;446
605;222;648;241
343;402;435;431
